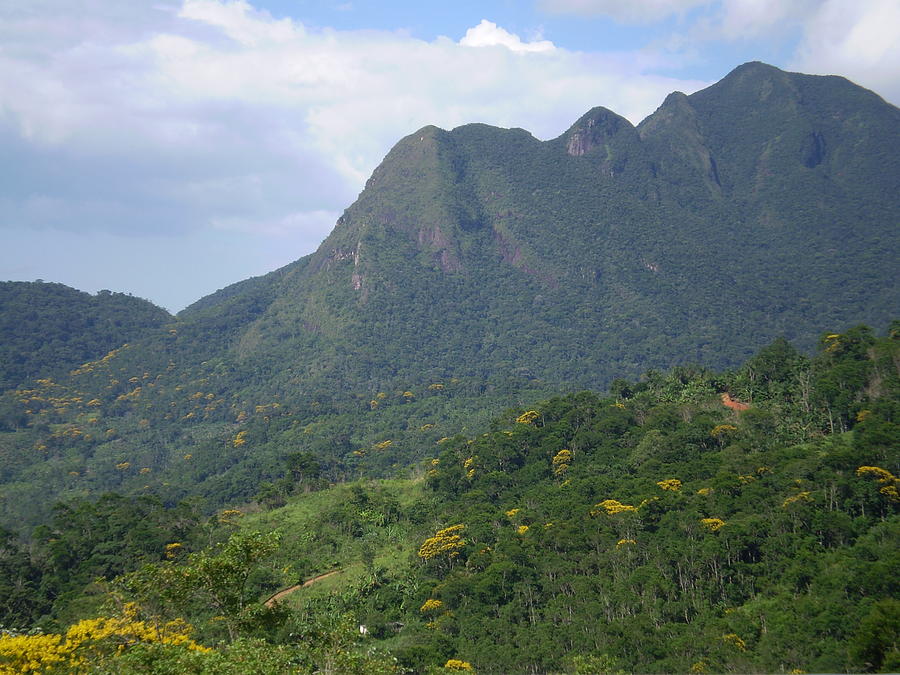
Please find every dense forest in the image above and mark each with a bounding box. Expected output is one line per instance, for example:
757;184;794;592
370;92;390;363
1;63;899;530
1;324;896;673
0;282;171;391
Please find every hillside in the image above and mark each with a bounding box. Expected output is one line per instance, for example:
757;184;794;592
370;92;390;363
0;62;898;528
0;282;171;391
1;325;896;673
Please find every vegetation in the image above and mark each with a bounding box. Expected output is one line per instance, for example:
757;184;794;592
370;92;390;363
0;324;896;672
2;64;898;527
0;62;898;671
0;282;170;391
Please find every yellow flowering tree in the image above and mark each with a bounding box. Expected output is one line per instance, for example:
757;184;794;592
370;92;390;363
700;518;726;532
552;449;573;477
856;465;900;502
418;525;466;567
515;410;540;425
0;605;207;674
657;478;682;491
591;499;637;516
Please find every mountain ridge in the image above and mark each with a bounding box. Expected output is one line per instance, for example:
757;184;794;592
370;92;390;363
1;61;897;527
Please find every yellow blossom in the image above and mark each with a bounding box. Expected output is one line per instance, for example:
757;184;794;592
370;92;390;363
505;508;520;518
0;607;208;673
515;410;540;425
616;538;636;549
722;633;747;651
657;478;682;491
420;598;443;613
710;424;738;438
696;487;713;496
879;485;900;502
856;466;900;502
418;525;466;560
592;499;637;515
700;517;726;531
782;491;813;508
516;525;529;535
552;449;573;476
856;465;895;483
444;659;474;671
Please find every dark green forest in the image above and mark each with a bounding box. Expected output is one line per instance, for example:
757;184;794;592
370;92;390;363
0;282;171;391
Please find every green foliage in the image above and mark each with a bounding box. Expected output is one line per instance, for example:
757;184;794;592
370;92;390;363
1;324;897;673
0;281;170;392
1;60;900;673
1;64;899;530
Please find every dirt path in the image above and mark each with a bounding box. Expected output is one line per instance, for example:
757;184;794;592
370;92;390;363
264;569;341;607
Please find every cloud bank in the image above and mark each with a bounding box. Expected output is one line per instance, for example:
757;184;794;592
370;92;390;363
540;0;900;104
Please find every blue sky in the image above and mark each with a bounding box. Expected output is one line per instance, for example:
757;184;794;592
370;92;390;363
2;0;898;312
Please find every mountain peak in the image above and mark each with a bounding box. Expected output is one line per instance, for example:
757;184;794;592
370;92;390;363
560;106;635;156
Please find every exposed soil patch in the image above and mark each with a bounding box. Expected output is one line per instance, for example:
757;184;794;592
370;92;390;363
721;393;750;412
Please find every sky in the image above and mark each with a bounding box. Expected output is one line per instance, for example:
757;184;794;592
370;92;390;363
1;0;898;312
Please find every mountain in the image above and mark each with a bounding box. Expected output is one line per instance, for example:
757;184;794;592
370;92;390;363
0;62;898;527
184;61;898;387
0;282;171;390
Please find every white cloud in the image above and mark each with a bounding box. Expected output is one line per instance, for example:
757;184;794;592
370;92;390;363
178;0;301;47
540;0;900;105
459;19;556;52
0;1;710;309
790;0;900;102
538;0;711;23
0;2;703;226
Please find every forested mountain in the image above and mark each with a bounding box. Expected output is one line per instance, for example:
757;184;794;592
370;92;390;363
204;60;898;390
0;62;897;529
0;282;171;391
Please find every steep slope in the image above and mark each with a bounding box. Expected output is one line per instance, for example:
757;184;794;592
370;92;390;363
213;61;899;392
1;62;898;528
